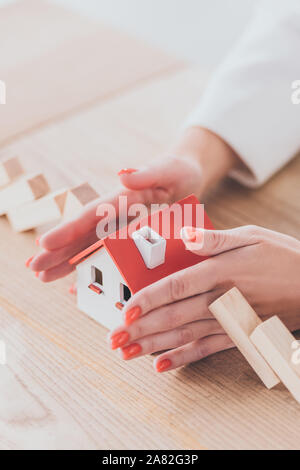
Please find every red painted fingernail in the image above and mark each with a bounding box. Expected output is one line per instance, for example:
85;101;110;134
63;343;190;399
121;343;142;360
156;359;172;373
35;272;39;278
118;168;138;176
110;331;130;350
25;256;34;268
125;306;141;326
69;284;77;295
35;237;40;246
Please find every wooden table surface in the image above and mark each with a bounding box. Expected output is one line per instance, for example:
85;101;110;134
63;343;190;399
1;0;300;451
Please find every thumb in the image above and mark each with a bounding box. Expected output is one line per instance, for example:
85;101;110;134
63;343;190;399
180;225;261;256
118;157;183;191
118;166;160;191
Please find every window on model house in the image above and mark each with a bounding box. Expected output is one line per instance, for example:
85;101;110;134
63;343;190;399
120;283;131;303
89;266;104;295
91;266;103;286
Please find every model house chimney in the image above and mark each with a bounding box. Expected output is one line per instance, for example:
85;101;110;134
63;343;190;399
132;226;166;269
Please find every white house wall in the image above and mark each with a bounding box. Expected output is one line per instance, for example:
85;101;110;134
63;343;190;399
76;248;127;330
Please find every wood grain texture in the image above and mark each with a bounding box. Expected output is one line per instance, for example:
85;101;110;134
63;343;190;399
0;9;300;449
0;67;209;193
0;0;181;148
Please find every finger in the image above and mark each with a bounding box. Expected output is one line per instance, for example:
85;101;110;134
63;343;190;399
118;157;181;191
69;283;77;295
39;188;144;251
119;166;160;190
123;258;219;322
119;320;223;360
113;290;222;342
29;228;98;272
36;261;74;282
181;225;263;256
39;199;103;251
153;334;234;372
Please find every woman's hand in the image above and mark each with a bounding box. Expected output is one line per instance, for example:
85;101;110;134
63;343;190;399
27;156;202;281
26;127;237;281
108;225;300;372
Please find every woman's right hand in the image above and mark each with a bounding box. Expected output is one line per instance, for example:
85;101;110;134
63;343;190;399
27;127;237;282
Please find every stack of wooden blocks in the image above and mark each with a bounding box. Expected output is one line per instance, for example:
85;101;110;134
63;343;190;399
209;288;300;404
0;156;99;231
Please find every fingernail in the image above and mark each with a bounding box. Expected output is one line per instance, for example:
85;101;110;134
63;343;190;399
35;237;40;246
118;168;138;176
25;256;34;268
181;227;197;242
69;284;77;294
110;331;130;350
35;272;40;278
125;306;141;326
121;343;142;360
156;359;172;373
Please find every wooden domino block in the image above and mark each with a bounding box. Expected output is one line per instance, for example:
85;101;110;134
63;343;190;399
251;316;300;404
7;188;68;232
0;156;24;187
0;173;49;215
63;183;98;221
209;287;280;389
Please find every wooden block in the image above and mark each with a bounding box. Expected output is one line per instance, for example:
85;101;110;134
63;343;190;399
251;316;300;404
209;287;280;389
0;173;50;216
0;157;23;187
7;188;67;232
63;183;98;221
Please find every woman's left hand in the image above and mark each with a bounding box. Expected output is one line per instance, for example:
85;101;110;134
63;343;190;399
108;225;300;372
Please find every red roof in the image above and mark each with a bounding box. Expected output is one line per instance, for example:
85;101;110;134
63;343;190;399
70;194;214;294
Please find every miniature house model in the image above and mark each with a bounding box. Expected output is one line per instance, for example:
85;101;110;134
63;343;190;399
70;195;214;330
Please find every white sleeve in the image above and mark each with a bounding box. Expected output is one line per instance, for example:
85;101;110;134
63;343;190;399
185;0;300;187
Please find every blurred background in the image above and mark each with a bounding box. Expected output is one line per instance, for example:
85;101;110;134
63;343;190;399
1;0;258;69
